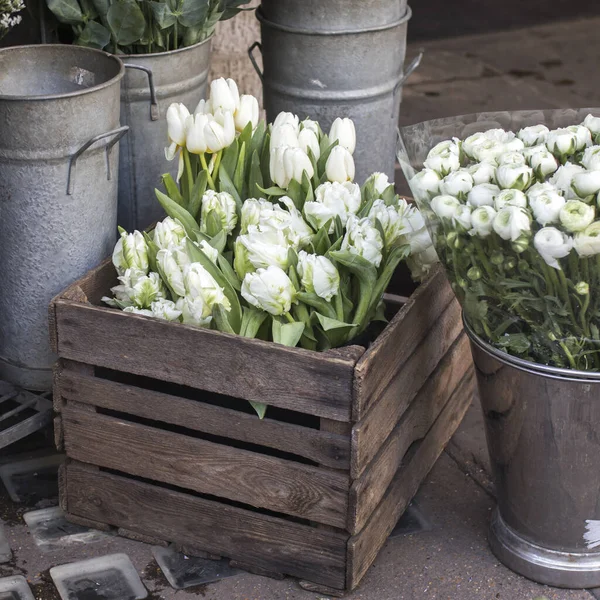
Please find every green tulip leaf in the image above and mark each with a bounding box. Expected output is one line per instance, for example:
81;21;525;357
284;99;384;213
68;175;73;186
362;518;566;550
219;138;238;180
248;150;264;199
177;0;209;28
161;173;185;207
246;121;266;172
75;20;111;48
257;184;288;198
272;319;305;348
155;189;200;239
217;254;242;292
212;303;235;334
107;0;147;46
314;313;354;332
148;1;177;28
310;225;331;256
207;228;227;253
240;306;268;338
47;0;84;24
142;231;159;274
296;292;337;320
260;132;271;185
189;170;208;221
249;401;267;419
218;168;243;214
233;141;246;197
317;139;338;175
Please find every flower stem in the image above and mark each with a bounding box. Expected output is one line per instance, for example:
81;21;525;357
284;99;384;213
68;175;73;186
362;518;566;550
200;153;216;189
284;312;295;324
183;148;193;205
212;150;223;180
557;268;581;334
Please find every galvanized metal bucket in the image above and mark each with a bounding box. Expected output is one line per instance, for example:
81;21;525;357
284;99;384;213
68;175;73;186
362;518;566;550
0;45;126;391
249;5;419;184
465;319;600;588
118;37;212;232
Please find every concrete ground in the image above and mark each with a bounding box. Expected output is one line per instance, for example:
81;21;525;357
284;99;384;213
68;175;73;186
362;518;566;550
3;17;600;600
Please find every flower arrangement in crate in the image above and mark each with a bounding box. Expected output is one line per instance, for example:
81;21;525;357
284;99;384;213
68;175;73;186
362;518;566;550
401;113;600;371
102;78;437;416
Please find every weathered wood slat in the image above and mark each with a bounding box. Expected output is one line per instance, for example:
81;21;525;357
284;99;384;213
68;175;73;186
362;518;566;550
59;370;350;470
55;299;357;421
351;332;471;480
65;462;348;589
351;299;465;478
352;266;455;420
62;405;349;527
348;338;473;533
346;369;475;589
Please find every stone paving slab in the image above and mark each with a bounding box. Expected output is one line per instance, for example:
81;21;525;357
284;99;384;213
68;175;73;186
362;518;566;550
0;454;63;504
0;522;10;564
0;576;34;600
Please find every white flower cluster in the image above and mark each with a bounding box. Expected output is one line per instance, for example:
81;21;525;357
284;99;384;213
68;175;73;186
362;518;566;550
0;0;24;37
413;115;600;270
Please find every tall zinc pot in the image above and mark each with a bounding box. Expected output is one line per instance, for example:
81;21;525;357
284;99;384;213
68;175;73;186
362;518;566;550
0;45;126;391
250;1;417;183
118;38;211;232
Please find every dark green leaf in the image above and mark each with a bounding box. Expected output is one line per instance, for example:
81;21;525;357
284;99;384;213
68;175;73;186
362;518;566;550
155;189;200;238
75;20;111;48
233;141;246;197
107;0;146;46
142;231;159;273
240;306;268;338
177;0;209;28
47;0;84;24
212;303;235;334
257;184;288;198
286;179;304;211
217;253;241;292
189;170;208;220
90;0;109;17
220;138;238;179
218;168;243;214
248;150;264;199
148;1;177;27
161;173;184;207
317;139;338;175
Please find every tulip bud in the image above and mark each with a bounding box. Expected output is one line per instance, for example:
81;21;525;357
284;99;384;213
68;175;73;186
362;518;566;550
234;94;259;132
301;118;320;135
241;266;296;316
297;251;340;301
326;145;355;183
194;97;212;116
238;227;290;271
273;111;300;132
270;147;314;189
109;269;165;309
166;103;190;146
153;217;187;250
298;128;320;160
341;215;384;268
204;110;236;153
368;199;407;247
200;190;238;236
304;181;361;233
157;248;187;297
184;262;230;311
149;298;182;321
329;117;356;154
366;172;392;196
210;77;240;113
270;124;300;150
176;296;212;327
113;230;149;276
185;113;210;154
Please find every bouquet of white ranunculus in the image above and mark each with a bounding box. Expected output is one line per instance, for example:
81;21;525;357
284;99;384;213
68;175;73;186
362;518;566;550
404;113;600;371
103;77;437;416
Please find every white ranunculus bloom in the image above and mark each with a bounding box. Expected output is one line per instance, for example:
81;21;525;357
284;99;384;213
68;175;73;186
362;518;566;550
546;128;578;158
528;187;565;226
342;215;384;267
304;181;361;233
184;262;230;310
574;221;600;256
453;204;473;230
527;182;556;203
423;139;461;176
298;127;320;160
440;170;474;198
581;146;600;171
462;132;488;160
571;171;600;199
528;148;559;179
176;296;212;327
241;266;296;316
467;161;496;185
493;206;531;241
210;78;240;113
153;217;187;250
495;163;534;191
326;145;355;183
112;230;149;276
583;114;600;136
234;94;260;132
467;183;501;208
297;250;340;301
366;172;391;196
518;124;549;147
270;123;300;149
166;103;190;147
534;227;573;270
494;189;527;210
484;128;518;145
559;200;596;232
470;206;497;237
410;168;441;201
200;190;238;235
431;195;461;219
497;151;526;166
368;198;409;247
549;163;586;200
567;125;592;151
270;146;314;189
329;117;356;154
272;111;300;132
238;227;291;271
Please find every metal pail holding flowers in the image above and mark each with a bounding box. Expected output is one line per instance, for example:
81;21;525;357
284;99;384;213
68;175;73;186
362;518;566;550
0;44;127;390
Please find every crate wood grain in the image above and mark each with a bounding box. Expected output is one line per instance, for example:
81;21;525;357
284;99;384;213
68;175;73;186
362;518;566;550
52;261;473;593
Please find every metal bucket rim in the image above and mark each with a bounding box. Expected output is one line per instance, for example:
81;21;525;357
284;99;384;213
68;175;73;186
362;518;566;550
256;5;412;36
119;33;213;60
0;44;125;102
463;315;600;382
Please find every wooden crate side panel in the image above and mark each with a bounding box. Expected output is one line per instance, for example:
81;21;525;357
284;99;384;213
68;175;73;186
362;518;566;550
351;297;465;478
346;369;475;590
353;266;455;420
61;405;349;527
58;370;350;470
65;463;348;589
54;300;356;421
348;336;472;533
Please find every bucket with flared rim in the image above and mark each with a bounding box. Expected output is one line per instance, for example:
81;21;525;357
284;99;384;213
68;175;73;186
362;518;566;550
0;44;127;390
465;317;600;588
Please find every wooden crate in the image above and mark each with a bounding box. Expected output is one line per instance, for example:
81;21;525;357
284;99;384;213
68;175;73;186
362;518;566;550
50;259;474;595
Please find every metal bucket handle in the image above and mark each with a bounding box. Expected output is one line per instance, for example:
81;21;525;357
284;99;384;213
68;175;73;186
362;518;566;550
123;64;160;121
395;50;424;92
248;41;263;82
67;126;129;195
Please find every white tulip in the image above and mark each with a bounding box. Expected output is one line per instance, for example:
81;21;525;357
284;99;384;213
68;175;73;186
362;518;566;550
518;124;549;147
467;161;496;185
559;200;595;232
495;163;534;191
567;125;592;151
304;181;361;232
342;215;384;267
297;251;340;301
546;128;578;157
467;183;500;208
110;269;164;309
270;147;314;189
368;198;408;246
298;127;320;160
176;296;212;327
410;168;441;201
574;221;600;256
581;146;600;171
366;172;391;196
153;217;187;250
497;151;526;166
326;145;355;183
112;230;149;276
193;97;212;116
210;77;240;113
200;190;238;235
550;163;586;200
423;139;460;176
241;266;296;316
439;170;474;198
270;124;300;150
494;189;527;210
122;306;153;317
184;262;230;310
431;195;461;219
278;196;314;248
572;171;600;199
301;118;320;135
166;103;190;147
470;206;497;238
240;197;268;233
198;240;218;264
528;187;565;226
534;227;573;270
157;248;186;297
453;204;473;230
329;117;356;154
493;206;531;241
273;112;299;132
238;226;290;271
204;110;236;153
528;148;558;179
185;113;210;154
234;94;259;132
149;298;182;321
